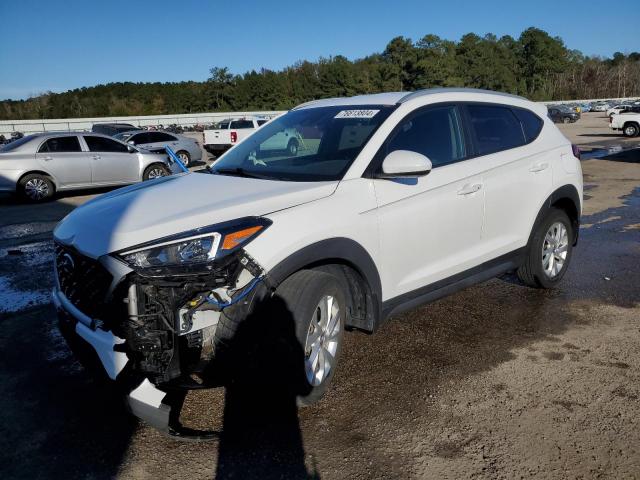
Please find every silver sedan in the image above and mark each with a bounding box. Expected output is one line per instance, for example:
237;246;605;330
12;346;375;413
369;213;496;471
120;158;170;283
115;130;202;167
0;132;176;201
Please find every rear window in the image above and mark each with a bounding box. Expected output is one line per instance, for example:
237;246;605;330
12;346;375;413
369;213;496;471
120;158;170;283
0;135;33;152
38;136;82;153
512;108;543;143
467;104;525;156
230;120;254;129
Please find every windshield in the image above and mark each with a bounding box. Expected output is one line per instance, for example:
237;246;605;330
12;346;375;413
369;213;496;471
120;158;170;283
210;105;395;181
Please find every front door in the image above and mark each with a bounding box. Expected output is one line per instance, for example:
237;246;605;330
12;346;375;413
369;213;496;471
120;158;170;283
372;104;486;300
82;135;139;185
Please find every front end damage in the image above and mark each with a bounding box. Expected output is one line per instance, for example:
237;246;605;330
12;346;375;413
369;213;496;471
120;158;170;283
53;240;267;436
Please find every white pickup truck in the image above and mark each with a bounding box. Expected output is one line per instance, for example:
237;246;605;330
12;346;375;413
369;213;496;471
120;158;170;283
203;116;269;155
610;112;640;137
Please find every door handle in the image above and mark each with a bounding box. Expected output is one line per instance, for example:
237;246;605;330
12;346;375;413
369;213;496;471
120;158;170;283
457;183;482;195
43;156;53;161
92;155;101;160
529;162;549;173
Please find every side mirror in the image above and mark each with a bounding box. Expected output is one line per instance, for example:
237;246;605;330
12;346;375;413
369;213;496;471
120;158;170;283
127;145;137;153
378;150;432;178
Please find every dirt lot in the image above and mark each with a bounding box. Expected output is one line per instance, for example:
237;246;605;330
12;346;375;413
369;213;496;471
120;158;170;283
0;113;639;479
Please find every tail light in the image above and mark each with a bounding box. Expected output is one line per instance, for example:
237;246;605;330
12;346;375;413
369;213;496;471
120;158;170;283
572;144;581;160
230;131;237;143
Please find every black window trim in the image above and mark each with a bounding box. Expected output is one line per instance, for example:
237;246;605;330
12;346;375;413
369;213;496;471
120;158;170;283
363;102;473;178
37;135;82;154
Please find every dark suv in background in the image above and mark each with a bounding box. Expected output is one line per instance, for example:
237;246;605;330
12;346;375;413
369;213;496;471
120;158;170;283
547;105;580;124
92;123;142;136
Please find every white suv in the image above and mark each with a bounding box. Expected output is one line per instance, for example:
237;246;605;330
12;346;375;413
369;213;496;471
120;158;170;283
53;88;582;437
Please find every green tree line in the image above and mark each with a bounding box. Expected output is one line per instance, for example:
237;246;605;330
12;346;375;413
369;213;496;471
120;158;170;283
2;27;639;120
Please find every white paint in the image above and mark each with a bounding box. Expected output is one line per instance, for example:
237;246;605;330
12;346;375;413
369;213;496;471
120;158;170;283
128;378;167;409
75;322;127;380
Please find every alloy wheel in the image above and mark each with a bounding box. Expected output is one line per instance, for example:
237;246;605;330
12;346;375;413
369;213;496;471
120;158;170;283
304;295;341;387
24;178;49;200
541;221;569;278
147;168;167;179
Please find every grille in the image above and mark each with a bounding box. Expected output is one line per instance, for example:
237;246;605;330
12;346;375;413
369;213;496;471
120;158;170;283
55;243;113;319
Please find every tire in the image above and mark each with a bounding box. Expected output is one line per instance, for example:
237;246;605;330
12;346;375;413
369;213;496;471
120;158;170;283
274;269;346;405
517;208;574;289
623;123;639;138
176;150;191;167
287;138;299;156
143;163;169;181
18;173;54;202
563;117;571;124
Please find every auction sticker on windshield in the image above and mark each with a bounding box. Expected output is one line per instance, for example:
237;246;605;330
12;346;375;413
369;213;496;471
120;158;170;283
334;109;380;119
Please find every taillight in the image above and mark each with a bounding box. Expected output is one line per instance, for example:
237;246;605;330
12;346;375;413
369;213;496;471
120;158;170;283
571;144;581;160
230;131;237;143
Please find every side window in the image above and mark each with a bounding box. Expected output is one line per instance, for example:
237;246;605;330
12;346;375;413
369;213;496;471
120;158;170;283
230;120;254;129
84;136;129;153
257;120;267;126
149;132;176;142
129;133;151;145
38;136;81;153
467;104;525;156
386;105;466;167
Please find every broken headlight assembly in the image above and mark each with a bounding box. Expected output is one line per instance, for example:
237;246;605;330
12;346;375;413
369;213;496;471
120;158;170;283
115;216;271;276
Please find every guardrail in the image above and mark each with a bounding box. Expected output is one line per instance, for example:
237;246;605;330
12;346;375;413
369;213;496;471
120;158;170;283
0;111;286;137
2;96;639;137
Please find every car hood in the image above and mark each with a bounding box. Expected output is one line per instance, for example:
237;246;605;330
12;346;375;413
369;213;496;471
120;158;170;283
54;172;338;258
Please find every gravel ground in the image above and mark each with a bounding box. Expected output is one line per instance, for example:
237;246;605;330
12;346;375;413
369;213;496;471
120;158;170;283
0;115;639;479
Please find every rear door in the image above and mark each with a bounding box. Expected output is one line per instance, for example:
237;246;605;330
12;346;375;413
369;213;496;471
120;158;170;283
82;135;139;185
35;135;90;188
464;104;552;259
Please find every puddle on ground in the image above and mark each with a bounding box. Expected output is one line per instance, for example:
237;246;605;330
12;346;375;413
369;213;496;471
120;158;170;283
0;222;57;240
581;145;638;160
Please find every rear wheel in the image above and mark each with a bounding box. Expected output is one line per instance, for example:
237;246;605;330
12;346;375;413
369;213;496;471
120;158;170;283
518;208;574;289
143;164;169;180
176;150;191;167
623;123;639;137
19;174;54;202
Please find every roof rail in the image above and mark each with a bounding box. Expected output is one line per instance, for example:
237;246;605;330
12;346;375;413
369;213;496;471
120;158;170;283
398;87;527;104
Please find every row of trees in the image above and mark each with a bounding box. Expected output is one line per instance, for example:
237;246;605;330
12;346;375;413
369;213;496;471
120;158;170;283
2;28;639;120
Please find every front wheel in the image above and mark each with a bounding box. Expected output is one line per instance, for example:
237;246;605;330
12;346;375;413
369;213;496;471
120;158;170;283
176;150;191;167
563;117;571;124
623;123;639;137
518;208;574;289
276;269;345;406
143;164;169;181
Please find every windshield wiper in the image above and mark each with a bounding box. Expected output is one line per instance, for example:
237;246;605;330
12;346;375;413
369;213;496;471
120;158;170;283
211;167;268;179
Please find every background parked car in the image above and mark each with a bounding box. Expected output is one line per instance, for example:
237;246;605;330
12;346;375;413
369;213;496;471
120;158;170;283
92;123;142;136
548;106;579;123
0;132;174;201
115;130;202;166
591;102;610;112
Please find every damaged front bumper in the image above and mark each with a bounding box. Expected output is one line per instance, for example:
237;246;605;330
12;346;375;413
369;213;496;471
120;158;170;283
53;240;266;434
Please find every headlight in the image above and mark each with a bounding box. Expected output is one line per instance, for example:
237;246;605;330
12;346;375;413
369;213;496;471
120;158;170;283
116;217;270;273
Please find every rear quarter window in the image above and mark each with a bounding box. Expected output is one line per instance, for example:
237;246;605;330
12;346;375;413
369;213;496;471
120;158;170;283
512;108;544;143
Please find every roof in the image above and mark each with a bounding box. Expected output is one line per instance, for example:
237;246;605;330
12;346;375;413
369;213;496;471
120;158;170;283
294;88;529;110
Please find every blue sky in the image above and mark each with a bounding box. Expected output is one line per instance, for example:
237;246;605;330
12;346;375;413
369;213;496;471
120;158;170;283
1;0;639;100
